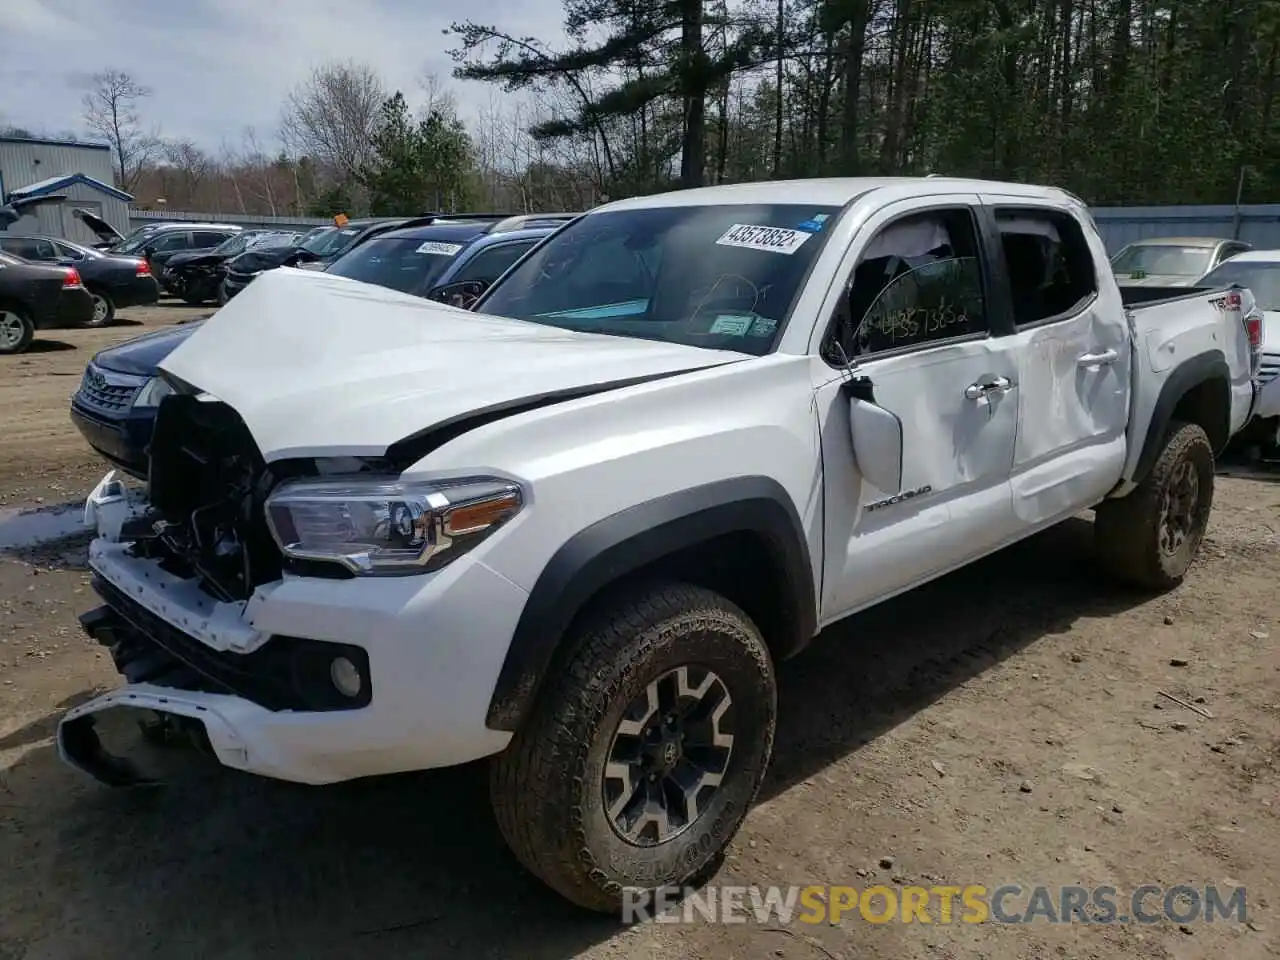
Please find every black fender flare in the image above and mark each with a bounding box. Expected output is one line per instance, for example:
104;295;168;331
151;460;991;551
1132;349;1229;485
484;476;817;732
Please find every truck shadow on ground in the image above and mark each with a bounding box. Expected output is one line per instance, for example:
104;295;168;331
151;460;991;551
0;516;1152;959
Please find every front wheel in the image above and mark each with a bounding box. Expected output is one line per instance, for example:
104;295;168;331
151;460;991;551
490;581;776;912
85;291;116;328
0;306;35;354
1095;420;1214;590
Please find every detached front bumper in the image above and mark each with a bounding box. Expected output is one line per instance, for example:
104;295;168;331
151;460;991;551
58;473;523;787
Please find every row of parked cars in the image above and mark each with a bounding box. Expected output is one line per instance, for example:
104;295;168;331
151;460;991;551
0;208;576;355
67;210;576;474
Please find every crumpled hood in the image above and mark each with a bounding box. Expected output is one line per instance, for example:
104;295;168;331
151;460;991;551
227;246;298;274
166;249;227;270
158;268;747;463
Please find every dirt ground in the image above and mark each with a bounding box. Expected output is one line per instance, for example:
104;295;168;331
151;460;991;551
0;303;1277;959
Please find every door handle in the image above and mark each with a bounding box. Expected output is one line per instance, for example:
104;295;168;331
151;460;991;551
1077;348;1119;368
964;376;1015;400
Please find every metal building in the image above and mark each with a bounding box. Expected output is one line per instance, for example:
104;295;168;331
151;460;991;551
0;135;132;243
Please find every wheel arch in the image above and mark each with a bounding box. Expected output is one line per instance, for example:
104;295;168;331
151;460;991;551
484;476;818;732
1132;350;1231;486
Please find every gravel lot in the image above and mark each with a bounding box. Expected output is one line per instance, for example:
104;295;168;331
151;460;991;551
0;302;1277;959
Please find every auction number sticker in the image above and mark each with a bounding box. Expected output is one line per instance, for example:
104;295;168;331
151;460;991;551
716;224;812;255
416;241;464;256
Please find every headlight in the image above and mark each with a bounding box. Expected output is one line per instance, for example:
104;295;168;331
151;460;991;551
131;375;176;408
264;476;523;575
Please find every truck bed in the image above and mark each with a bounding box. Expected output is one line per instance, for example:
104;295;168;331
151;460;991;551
1115;283;1257;494
1119;285;1212;308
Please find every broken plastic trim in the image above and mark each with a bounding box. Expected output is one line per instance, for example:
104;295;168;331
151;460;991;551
58;713;160;788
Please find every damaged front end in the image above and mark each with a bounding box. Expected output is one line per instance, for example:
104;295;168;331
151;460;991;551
62;395;375;787
128;393;286;603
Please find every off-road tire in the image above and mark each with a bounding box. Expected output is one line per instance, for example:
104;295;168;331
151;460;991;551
0;305;35;354
85;291;116;328
490;581;776;912
1095;420;1214;590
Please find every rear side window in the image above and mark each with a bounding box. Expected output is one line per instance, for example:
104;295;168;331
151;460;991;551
194;231;230;247
994;209;1097;327
53;241;86;260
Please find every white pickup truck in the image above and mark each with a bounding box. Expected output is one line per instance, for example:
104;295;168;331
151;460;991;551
62;177;1261;912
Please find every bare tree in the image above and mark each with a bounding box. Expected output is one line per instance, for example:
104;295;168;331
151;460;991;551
418;70;460;118
239;127;278;216
81;69;162;191
219;139;249;214
163;138;212;208
280;60;385;183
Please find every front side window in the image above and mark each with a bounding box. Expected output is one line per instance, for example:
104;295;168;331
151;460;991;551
823;209;987;362
1110;244;1213;279
477;203;841;355
326;235;468;294
450;240;536;285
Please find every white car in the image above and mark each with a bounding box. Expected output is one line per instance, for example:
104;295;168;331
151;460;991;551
61;177;1260;912
1193;250;1280;450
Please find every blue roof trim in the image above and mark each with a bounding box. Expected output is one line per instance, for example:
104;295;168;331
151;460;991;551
9;173;133;203
0;135;112;151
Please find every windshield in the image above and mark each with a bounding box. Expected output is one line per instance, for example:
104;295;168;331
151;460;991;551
257;232;302;250
111;233;156;254
1198;260;1280;312
301;226;360;257
475;204;839;355
1111;244;1214;278
213;233;255;257
327;235;468;294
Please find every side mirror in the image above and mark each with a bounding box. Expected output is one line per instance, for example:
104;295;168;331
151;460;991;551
427;279;489;309
844;381;903;494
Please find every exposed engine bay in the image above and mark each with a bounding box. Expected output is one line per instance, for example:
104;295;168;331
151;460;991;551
123;395;389;601
119;395;281;601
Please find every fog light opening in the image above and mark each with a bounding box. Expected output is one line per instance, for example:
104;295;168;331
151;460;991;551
330;656;363;698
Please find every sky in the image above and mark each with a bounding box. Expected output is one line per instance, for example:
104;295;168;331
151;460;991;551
1;0;568;149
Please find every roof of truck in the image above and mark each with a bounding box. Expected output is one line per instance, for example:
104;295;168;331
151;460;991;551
596;177;1078;212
